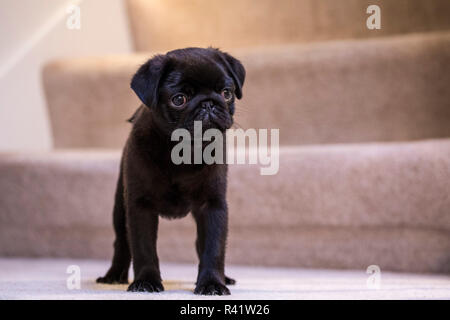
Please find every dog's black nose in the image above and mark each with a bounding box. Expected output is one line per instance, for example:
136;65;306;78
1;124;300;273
201;100;214;111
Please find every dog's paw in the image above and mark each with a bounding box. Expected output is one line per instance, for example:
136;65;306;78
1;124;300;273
96;275;128;284
194;280;230;295
225;276;236;285
96;270;128;284
127;280;164;293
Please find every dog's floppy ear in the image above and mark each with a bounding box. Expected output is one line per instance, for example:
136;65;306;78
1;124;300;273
131;54;167;108
215;50;246;99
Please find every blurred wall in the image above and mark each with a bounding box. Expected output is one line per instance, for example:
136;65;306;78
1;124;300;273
0;0;132;151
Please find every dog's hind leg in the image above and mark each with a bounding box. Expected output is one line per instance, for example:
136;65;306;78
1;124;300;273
97;162;131;284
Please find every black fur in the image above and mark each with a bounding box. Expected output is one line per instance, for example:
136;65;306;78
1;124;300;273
97;48;245;295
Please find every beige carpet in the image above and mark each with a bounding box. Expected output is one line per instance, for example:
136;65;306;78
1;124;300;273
0;258;449;300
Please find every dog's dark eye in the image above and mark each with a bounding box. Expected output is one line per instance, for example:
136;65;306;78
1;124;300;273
170;94;187;107
221;88;233;102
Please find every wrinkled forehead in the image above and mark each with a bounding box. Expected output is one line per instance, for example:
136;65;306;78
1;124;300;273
163;57;233;91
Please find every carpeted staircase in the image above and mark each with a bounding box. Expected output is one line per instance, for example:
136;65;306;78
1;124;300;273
1;0;450;278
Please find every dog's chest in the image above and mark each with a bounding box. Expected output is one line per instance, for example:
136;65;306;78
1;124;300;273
156;179;205;219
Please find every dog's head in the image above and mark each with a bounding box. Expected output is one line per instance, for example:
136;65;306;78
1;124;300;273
130;47;245;135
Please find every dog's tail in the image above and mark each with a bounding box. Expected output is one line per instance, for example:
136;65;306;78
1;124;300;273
127;105;146;123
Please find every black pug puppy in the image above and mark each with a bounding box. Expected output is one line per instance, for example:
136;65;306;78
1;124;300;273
97;47;245;295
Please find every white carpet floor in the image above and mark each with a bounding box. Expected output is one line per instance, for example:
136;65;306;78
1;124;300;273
0;258;449;300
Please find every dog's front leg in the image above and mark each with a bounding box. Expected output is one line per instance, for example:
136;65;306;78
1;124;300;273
193;199;230;295
126;198;164;293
